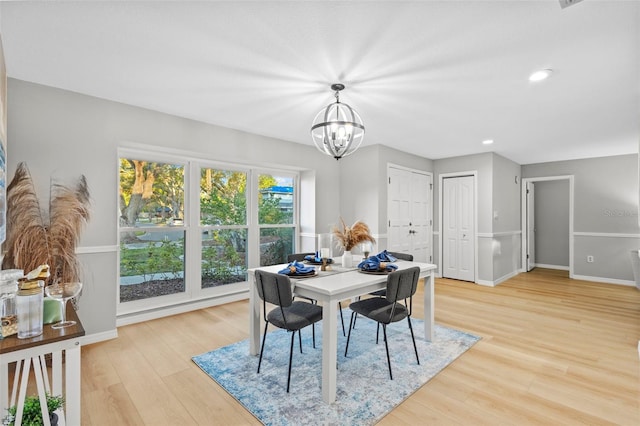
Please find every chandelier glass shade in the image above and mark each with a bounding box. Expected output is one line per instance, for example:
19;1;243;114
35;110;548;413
311;84;365;160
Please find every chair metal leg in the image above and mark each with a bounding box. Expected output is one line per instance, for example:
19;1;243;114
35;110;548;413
344;312;357;357
298;328;303;353
287;330;296;393
257;321;269;374
376;322;380;344
338;302;346;336
312;323;316;348
382;324;393;380
407;316;420;365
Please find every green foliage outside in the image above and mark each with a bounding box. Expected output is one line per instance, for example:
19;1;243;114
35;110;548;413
4;394;64;426
119;160;296;294
202;230;246;285
120;239;184;281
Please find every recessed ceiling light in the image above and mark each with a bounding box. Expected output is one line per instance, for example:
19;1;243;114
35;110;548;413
529;69;553;82
482;139;494;145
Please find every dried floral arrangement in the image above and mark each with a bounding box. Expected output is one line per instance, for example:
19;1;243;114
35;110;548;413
332;218;375;251
2;162;91;286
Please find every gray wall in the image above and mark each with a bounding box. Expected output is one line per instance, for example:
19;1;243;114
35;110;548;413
432;152;521;284
534;180;570;268
434;153;493;232
434;152;494;282
523;154;640;282
492;153;521;233
6;78;345;335
338;144;432;253
7;78;636;338
491;154;522;281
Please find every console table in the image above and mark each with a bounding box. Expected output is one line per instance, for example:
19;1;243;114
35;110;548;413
0;301;85;426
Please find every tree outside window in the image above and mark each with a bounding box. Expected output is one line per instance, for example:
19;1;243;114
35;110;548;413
119;159;185;302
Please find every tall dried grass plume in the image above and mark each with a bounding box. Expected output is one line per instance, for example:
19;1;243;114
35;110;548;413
332;218;375;251
2;162;91;286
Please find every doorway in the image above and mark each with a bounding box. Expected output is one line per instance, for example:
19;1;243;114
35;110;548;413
521;175;574;277
387;164;432;263
440;174;476;281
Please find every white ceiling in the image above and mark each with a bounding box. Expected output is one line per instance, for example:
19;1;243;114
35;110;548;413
0;1;638;164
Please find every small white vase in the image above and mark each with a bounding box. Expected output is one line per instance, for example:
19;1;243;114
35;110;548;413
342;250;353;267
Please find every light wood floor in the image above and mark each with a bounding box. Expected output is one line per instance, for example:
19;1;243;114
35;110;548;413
76;269;640;425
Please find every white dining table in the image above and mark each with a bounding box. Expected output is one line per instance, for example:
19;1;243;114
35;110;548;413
248;259;437;404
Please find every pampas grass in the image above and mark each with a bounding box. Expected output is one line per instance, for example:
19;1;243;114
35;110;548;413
2;162;91;286
332;218;375;251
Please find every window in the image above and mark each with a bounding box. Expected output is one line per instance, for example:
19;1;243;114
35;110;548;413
258;174;295;266
119;158;186;304
200;168;248;288
118;150;298;313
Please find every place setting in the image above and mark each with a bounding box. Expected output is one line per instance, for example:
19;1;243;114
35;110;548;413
302;252;334;266
357;250;399;275
277;260;318;279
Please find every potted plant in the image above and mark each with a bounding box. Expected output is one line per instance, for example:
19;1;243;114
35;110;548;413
3;393;64;426
332;218;376;267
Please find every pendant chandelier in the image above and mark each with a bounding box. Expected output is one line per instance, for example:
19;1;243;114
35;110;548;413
311;83;365;160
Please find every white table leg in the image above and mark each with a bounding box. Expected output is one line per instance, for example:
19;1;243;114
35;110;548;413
423;271;434;341
248;271;260;356
9;359;21;406
65;345;82;425
39;355;51;393
32;357;51;426
0;358;8;416
52;351;62;396
321;300;338;403
15;357;31;425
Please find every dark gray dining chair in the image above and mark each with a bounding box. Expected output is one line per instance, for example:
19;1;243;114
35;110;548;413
344;266;421;380
255;270;323;392
354;251;415;331
368;252;413;297
287;252;347;337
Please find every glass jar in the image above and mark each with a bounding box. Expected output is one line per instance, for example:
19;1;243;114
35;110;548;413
0;269;23;339
16;279;44;339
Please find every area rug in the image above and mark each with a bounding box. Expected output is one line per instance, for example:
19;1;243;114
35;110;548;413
192;312;480;426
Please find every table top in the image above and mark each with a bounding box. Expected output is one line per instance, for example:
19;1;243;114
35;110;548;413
250;260;436;298
0;301;85;355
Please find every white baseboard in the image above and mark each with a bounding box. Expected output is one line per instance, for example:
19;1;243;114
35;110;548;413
475;280;495;287
571;274;636;287
534;263;570;271
493;270;519;286
81;329;118;346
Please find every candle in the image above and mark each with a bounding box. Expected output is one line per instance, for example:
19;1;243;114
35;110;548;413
320;248;330;259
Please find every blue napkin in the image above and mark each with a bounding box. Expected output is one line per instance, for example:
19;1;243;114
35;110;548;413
358;256;399;272
304;252;334;264
375;250;398;262
278;260;316;275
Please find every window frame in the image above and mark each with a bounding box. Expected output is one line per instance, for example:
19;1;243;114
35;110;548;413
117;148;299;316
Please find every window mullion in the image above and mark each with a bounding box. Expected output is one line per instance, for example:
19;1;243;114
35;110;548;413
187;161;201;296
247;170;260;269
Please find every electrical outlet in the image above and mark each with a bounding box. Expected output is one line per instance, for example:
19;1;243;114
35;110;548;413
587;255;594;263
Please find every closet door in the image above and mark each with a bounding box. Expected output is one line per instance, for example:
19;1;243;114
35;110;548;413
442;176;475;281
388;166;432;263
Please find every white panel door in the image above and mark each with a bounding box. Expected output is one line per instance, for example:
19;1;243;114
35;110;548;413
442;176;475;281
526;181;536;271
388;167;432;262
410;172;431;262
388;167;412;254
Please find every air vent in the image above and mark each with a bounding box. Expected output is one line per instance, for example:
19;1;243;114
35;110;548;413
559;0;584;9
